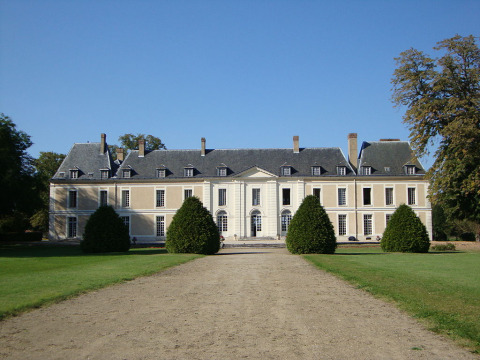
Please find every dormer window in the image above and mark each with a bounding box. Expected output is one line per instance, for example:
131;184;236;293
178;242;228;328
69;169;79;179
100;170;109;179
123;169;131;178
281;166;291;176
156;168;166;178
405;165;416;175
58;172;65;178
217;166;227;177
361;166;372;175
337;166;346;176
311;166;321;176
184;167;194;177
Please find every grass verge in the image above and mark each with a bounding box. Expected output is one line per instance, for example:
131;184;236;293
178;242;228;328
0;245;202;320
304;246;480;353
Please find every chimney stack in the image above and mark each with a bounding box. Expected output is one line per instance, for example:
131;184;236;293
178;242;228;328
348;133;357;170
293;136;299;153
100;133;106;154
138;139;145;157
201;137;206;156
116;148;124;162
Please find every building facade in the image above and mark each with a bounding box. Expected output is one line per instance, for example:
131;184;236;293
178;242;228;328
49;133;432;243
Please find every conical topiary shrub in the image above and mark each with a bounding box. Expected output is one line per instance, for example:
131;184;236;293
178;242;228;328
81;205;130;253
286;195;337;254
381;204;430;253
166;196;220;255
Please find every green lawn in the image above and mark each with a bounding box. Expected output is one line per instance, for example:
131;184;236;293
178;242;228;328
304;246;480;353
0;245;202;319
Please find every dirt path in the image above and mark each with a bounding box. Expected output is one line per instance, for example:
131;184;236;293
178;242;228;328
0;248;477;360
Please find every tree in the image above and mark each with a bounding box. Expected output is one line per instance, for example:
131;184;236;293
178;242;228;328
0;114;37;229
166;196;220;255
391;35;480;223
286;195;336;254
81;206;131;253
30;152;66;233
118;133;166;151
381;204;430;253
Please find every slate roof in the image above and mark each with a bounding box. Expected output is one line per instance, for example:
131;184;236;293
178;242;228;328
116;147;354;179
358;141;425;176
53;143;116;180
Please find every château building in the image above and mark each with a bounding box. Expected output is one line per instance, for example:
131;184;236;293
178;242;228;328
49;133;432;243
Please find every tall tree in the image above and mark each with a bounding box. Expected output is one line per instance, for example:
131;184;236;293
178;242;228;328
391;35;480;222
0;113;36;218
118;133;166;151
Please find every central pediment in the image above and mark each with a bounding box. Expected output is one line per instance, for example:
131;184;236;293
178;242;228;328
234;166;277;178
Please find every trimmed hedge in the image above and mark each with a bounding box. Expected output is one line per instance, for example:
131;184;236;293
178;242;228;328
286;195;336;254
381;204;430;253
166;196;220;255
81;206;131;253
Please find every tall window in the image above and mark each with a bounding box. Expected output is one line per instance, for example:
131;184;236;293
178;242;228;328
68;190;77;208
363;188;372;206
156;216;165;237
156;189;165;207
385;187;393;206
281;210;292;232
363;214;373;235
282;188;291;206
184;189;193;199
121;216;130;233
313;188;321;202
218;189;227;206
338;214;347;236
252;188;261;206
338;188;346;206
408;187;416;205
67;217;77;238
99;190;108;207
217;211;228;233
122;190;130;207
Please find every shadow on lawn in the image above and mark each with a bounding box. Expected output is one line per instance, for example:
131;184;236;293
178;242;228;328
0;245;168;258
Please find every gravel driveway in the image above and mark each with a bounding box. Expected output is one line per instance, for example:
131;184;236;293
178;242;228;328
0;248;477;359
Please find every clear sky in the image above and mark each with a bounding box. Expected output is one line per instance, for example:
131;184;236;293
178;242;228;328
1;0;479;168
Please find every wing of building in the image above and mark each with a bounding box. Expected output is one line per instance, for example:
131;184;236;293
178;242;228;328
49;133;432;243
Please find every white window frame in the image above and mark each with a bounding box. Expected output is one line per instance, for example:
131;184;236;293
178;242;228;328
337;166;346;176
156;216;165;237
362;166;371;175
156;189;165;207
99;189;108;207
338;214;347;236
217;211;228;233
218;188;227;206
363;214;373;236
282;188;291;206
184;188;193;200
311;166;321;176
252;188;261;206
405;165;416;175
156;169;166;178
68;189;77;208
217;167;227;177
67;216;77;238
123;169;131;178
281;210;292;232
69;169;78;179
281;166;291;176
100;170;109;179
407;187;416;205
363;187;372;206
184;168;194;177
338;188;346;206
122;189;130;207
385;187;394;206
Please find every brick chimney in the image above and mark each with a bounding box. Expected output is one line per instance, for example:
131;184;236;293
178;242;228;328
201;137;206;156
348;133;357;170
138;139;145;157
116;148;124;162
293;136;299;153
100;133;106;154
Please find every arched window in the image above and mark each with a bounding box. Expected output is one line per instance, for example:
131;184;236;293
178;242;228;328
281;210;292;233
217;211;228;233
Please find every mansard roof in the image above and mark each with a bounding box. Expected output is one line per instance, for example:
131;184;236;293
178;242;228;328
116;147;354;179
358;141;425;176
53;143;116;180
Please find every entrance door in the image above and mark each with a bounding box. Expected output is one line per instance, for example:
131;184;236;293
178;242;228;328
251;211;261;237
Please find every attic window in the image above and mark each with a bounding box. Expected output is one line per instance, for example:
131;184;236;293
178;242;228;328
217;167;227;177
311;166;321;176
69;169;79;179
405;165;416;175
123;169;131;178
337;166;346;176
384;167;391;173
361;166;372;175
100;170;109;179
88;172;94;178
58;172;65;178
156;169;166;178
281;166;291;176
184;167;194;177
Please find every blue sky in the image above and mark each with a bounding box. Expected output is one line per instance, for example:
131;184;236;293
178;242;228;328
1;0;479;168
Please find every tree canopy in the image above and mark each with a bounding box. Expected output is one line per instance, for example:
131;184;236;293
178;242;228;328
118;133;166;151
391;35;480;222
